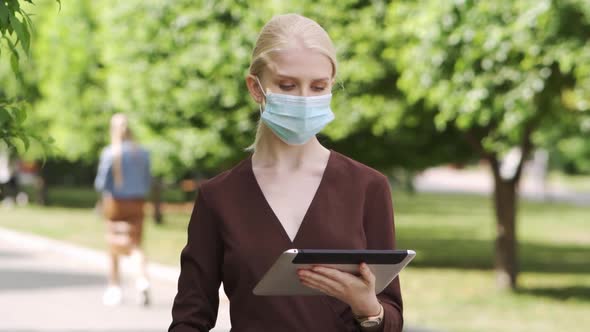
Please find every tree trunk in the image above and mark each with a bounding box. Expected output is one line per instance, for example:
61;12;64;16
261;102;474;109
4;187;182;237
467;126;533;292
403;170;416;194
152;177;163;225
492;174;518;290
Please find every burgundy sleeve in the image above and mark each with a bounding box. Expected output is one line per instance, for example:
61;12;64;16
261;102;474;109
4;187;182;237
363;175;404;332
169;186;223;332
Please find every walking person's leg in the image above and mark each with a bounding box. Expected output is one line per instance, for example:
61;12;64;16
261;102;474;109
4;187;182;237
109;250;121;285
130;214;150;306
103;220;131;305
103;243;123;305
101;197;125;306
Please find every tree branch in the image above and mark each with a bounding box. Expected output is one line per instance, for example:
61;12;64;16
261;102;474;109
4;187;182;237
512;121;535;183
465;129;500;178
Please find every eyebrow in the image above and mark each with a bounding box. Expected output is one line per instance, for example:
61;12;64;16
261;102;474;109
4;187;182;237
275;74;331;82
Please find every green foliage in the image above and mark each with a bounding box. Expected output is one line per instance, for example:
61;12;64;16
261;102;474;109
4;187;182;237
385;0;590;288
23;1;443;178
1;1;33;62
5;0;590;182
387;0;590;159
29;0;108;161
550;129;590;174
96;1;264;177
95;1;470;174
1;0;34;148
0;100;28;148
1;0;59;152
301;1;477;170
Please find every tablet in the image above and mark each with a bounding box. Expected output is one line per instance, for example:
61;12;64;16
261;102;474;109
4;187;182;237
253;249;415;296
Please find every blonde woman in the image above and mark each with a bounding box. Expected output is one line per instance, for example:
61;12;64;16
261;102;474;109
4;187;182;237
170;14;403;331
95;113;152;306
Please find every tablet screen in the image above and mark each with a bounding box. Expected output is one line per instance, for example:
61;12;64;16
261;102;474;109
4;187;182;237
291;249;409;264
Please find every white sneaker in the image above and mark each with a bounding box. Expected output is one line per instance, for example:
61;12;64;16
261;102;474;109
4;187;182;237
102;285;123;306
16;192;29;206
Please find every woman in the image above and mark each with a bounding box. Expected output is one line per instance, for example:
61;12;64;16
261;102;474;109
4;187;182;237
95;113;152;306
170;14;403;331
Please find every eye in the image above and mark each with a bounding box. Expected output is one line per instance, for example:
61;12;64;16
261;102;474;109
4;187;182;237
279;84;295;91
312;86;326;92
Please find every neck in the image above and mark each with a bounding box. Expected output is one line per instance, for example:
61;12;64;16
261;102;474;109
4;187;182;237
112;138;131;145
252;127;329;170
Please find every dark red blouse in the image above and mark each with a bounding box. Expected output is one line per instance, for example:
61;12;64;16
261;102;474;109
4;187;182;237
169;150;403;332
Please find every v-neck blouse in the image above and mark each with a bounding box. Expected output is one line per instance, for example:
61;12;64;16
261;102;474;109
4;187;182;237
170;151;403;332
249;150;332;245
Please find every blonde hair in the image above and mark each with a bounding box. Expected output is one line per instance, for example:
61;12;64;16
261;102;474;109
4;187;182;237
247;14;337;151
109;113;134;188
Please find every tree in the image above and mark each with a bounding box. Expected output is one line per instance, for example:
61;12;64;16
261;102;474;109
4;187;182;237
29;0;107;162
1;0;35;149
17;1;473;181
96;0;263;179
387;0;590;289
547;116;590;174
1;0;61;154
298;2;477;173
11;2;589;273
6;1;478;222
90;0;475;179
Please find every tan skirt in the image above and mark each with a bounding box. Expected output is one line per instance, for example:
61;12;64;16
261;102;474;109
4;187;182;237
102;196;145;255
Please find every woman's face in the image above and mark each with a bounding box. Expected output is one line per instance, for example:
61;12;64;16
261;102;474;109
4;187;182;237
247;47;333;103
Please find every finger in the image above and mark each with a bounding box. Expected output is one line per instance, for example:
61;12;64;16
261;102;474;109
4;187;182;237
311;266;359;285
299;276;335;296
298;269;342;293
359;263;376;284
299;270;339;296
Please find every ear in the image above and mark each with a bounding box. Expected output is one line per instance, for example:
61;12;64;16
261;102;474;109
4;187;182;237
246;75;264;104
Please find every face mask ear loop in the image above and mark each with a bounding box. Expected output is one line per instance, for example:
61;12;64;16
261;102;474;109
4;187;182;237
254;76;267;115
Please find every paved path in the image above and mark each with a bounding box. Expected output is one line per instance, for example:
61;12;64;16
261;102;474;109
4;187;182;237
0;228;437;332
0;228;231;332
414;166;590;205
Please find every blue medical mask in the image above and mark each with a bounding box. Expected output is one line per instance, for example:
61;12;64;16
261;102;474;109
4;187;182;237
256;77;335;145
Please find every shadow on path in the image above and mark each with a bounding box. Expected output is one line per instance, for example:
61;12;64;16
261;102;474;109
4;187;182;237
517;285;590;302
0;268;105;291
0;249;32;260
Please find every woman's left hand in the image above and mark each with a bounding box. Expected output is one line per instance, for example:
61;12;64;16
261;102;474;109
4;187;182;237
297;262;381;317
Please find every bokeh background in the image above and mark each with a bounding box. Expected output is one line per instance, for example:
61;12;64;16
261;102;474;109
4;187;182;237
1;1;589;331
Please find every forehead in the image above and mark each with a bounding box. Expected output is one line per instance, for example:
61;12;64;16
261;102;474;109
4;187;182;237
265;48;333;80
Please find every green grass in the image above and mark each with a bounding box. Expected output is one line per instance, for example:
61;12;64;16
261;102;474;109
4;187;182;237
18;185;192;209
548;171;590;193
1;189;588;332
392;193;590;332
0;204;190;265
